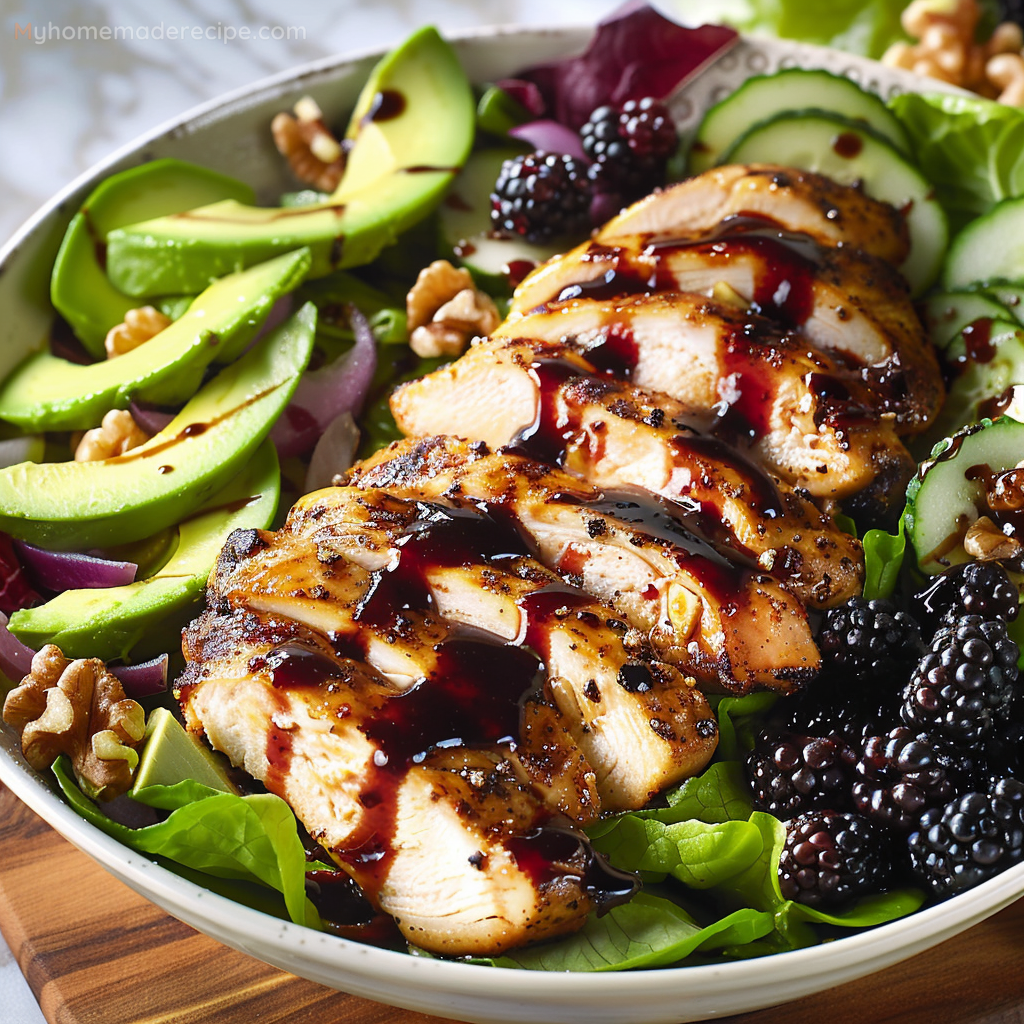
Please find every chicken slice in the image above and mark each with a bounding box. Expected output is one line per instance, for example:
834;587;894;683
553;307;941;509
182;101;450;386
509;232;942;433
347;435;822;693
390;339;863;606
179;611;632;956
490;290;915;519
209;492;718;811
598;164;910;267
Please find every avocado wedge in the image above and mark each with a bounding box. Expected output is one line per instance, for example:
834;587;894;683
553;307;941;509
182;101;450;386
0;248;310;431
104;27;475;296
131;708;237;794
8;439;279;660
51;159;255;356
0;303;315;550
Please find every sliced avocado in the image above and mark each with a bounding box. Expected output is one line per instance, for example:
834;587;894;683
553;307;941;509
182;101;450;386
0;249;311;431
104;27;475;296
132;707;237;794
0;303;315;550
51;159;255;356
8;440;278;660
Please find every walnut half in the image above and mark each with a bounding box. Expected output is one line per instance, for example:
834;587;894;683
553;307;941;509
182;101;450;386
406;259;500;358
2;645;146;800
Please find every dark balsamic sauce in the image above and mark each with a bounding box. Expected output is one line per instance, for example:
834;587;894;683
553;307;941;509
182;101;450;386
254;501;631;907
960;318;996;365
363;89;405;123
832;131;864;158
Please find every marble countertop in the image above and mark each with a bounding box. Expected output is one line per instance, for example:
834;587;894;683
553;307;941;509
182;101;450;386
0;1;688;1020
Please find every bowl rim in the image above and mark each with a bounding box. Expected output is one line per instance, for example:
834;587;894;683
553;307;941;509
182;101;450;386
0;19;1012;1020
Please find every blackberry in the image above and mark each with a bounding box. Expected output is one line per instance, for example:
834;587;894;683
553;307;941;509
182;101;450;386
915;561;1020;634
745;730;854;817
490;152;592;243
852;728;955;831
779;810;892;907
908;777;1024;897
581;97;678;204
781;677;900;746
901;615;1019;744
818;597;925;682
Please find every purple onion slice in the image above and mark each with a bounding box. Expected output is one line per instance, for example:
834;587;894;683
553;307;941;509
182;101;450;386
15;542;137;592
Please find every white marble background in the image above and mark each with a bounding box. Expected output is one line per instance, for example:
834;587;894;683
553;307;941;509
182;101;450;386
0;1;715;1019
0;0;724;243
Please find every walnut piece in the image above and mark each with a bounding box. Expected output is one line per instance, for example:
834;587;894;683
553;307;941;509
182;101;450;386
272;95;346;192
2;645;146;800
74;408;151;462
105;305;171;359
963;515;1024;561
406;260;501;358
883;0;1024;102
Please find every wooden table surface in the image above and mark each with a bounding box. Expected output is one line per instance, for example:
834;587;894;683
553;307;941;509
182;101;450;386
3;782;1024;1024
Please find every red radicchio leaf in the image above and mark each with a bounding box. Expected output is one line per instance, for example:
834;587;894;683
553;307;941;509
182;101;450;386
0;533;40;614
512;1;738;129
492;78;547;119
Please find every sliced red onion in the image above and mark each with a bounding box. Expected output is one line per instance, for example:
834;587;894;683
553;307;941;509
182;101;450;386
508;120;587;161
494;78;547;118
0;611;34;682
15;541;137;592
128;399;176;435
271;304;377;459
252;294;294;346
111;654;168;697
304;411;359;493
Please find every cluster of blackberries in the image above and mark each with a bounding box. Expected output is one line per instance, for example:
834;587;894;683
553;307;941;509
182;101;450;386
746;561;1024;908
490;98;679;243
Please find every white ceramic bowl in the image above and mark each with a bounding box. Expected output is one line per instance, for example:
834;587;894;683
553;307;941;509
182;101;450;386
0;24;1014;1024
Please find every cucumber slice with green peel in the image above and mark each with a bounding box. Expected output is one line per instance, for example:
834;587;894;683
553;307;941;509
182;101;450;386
50;160;254;356
919;291;1014;349
688;68;911;174
722;111;947;295
921;319;1024;448
907;416;1024;574
982;284;1024;326
439;148;562;286
943;195;1024;291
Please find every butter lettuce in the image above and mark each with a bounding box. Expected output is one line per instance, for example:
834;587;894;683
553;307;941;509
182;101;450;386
53;759;318;928
889;92;1024;231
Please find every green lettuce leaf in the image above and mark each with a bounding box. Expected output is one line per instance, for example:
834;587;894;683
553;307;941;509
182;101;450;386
889;92;1024;231
663;761;754;824
862;510;907;600
593;814;765;887
482;892;774;971
53;758;317;928
713;691;778;762
674;0;909;58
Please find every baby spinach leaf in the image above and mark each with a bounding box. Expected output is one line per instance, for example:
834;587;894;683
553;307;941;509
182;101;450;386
713;691;778;761
53;757;317;928
662;761;754;825
482;893;774;971
862;510;907;600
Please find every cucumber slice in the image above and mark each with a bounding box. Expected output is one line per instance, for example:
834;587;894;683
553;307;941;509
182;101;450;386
983;284;1024;326
923;318;1024;446
688;68;910;174
943;195;1024;291
723;111;947;295
439;148;562;287
907;416;1024;573
920;291;1014;349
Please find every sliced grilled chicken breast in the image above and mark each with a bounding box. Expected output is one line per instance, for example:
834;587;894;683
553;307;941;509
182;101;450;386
179;611;630;956
390;339;863;606
347;435;822;693
509;232;941;433
598;164;910;266
490;291;914;516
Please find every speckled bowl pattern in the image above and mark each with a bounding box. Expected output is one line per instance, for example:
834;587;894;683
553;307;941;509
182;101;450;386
0;26;1007;1024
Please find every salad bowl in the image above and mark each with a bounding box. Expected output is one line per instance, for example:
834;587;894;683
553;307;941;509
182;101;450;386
0;19;1021;1024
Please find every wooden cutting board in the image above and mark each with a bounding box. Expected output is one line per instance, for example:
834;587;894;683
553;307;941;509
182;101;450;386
2;781;1024;1024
